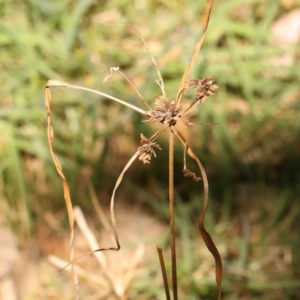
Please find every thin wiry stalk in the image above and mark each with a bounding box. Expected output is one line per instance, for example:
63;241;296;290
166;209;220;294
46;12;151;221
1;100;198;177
109;152;140;248
169;130;178;300
125;24;166;98
175;0;214;105
73;206;121;296
45;80;146;115
171;126;223;300
157;245;171;300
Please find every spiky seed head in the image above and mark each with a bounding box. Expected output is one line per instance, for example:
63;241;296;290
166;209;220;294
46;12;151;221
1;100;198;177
185;76;219;103
138;134;162;164
147;97;181;125
183;168;202;182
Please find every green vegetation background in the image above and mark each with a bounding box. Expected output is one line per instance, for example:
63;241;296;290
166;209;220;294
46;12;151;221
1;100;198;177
0;0;299;299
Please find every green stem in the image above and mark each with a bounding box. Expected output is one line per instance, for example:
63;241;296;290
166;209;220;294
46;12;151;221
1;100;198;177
169;130;178;300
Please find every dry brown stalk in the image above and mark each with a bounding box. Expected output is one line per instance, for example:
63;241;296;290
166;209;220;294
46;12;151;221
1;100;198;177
44;0;223;299
157;245;171;300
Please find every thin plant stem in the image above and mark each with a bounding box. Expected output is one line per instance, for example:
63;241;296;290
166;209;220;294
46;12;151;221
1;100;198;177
169;130;178;300
45;80;146;115
172;126;223;300
157;245;171;300
117;70;152;110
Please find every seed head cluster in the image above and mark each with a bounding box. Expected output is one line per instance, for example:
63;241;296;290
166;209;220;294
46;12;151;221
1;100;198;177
147;96;181;126
138;133;162;164
183;168;202;182
185;76;219;103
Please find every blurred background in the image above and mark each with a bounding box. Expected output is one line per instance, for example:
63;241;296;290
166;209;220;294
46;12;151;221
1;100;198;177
0;0;300;299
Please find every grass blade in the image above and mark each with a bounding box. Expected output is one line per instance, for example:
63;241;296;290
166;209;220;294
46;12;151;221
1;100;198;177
44;84;79;299
109;152;140;247
176;0;214;104
172;126;223;300
157;245;171;300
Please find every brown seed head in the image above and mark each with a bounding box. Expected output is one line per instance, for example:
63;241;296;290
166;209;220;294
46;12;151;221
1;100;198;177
138;134;162;164
147;96;181;125
183;168;202;182
185;76;219;103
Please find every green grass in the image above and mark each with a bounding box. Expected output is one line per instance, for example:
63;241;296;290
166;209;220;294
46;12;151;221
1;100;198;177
0;0;300;299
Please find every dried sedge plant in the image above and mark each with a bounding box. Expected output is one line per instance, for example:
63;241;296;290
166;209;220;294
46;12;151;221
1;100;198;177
44;0;223;299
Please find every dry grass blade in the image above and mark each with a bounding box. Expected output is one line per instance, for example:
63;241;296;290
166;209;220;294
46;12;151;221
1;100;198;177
44;81;145;298
74;206;143;298
122;245;145;292
110;128;165;233
44;86;80;299
45;80;147;115
73;206;121;297
48;255;108;286
109;152;140;247
73;206;108;271
175;0;214;105
171;126;223;300
157;245;171;300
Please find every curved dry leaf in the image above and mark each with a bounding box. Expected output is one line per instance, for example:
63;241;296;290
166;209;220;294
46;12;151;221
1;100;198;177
44;85;79;299
176;0;214;105
71;153;141;262
171;126;223;300
110;152;140;244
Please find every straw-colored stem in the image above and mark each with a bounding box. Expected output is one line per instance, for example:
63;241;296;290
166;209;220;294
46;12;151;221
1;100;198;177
172;126;223;300
169;130;178;300
157;245;171;300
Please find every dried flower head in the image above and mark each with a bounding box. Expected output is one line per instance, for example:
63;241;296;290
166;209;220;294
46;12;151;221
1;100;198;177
185;76;219;103
147;96;181;125
183;168;202;182
138;133;162;164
